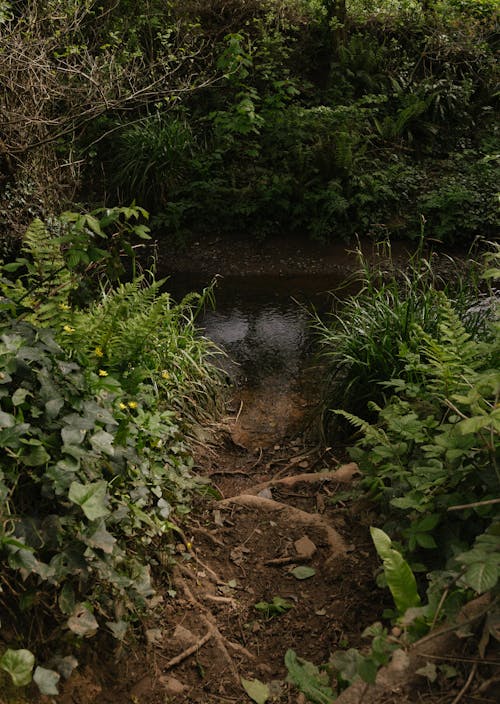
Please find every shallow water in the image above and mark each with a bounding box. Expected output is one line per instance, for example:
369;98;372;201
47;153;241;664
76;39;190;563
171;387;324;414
167;271;349;447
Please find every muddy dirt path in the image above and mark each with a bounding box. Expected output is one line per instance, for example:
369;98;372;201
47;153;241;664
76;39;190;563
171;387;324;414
64;393;386;704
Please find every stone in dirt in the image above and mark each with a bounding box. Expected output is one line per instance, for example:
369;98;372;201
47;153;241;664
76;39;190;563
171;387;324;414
294;535;317;558
159;675;187;695
173;624;198;647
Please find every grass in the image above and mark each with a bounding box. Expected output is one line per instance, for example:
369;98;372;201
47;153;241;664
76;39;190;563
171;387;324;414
314;238;490;438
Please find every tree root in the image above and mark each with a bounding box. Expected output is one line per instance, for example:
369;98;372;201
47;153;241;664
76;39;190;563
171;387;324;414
167;566;255;684
239;463;360;497
218;494;346;555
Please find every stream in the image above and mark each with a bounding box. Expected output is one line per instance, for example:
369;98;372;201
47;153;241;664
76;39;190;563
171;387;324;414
167;271;349;449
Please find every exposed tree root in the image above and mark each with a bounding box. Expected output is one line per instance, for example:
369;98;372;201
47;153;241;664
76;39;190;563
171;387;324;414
162;626;216;670
239;463;360;496
218;494;346;554
168;566;255;684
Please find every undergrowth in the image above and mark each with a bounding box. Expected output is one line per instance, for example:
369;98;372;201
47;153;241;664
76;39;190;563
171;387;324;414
285;243;499;701
0;208;223;695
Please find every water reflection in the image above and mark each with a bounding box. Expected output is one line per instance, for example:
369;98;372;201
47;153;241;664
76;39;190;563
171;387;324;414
200;302;309;386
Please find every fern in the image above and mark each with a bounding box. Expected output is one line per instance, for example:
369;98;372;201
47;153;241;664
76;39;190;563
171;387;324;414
414;293;482;399
19;218;73;327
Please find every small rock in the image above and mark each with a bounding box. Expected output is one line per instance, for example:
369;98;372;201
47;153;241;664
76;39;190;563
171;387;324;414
299;460;309;469
258;487;273;499
159;675;187;696
173;624;197;647
145;628;163;646
294;536;317;559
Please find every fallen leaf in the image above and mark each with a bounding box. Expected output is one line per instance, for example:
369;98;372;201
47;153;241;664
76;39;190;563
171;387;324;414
241;676;270;703
291;565;316;580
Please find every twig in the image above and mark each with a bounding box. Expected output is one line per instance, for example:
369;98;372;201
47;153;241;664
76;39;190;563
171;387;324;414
161;626;215;670
450;662;478;704
448;498;500;511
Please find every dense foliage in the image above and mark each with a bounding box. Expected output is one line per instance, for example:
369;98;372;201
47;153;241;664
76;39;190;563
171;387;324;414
290;245;499;698
0;208;222;694
0;0;498;245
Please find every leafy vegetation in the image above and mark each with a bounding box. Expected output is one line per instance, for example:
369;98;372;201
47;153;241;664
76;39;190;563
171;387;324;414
0;0;498;245
286;245;499;700
0;208;223;694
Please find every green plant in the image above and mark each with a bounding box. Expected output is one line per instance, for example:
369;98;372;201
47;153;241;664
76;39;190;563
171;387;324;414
254;596;294;617
0;211;225;693
315;240;493;436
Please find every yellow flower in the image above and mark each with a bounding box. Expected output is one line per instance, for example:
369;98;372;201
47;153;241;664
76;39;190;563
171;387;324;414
94;346;104;358
119;402;127;410
98;369;108;377
161;370;170;380
59;303;70;311
128;401;138;409
63;325;75;333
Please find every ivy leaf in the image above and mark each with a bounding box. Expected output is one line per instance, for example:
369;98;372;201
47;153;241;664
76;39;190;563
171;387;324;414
291;565;316;580
0;648;35;686
22;444;50;467
90;430;115;456
241;677;270;703
69;480;109;520
34;666;60;695
67;604;99;637
84;520;116;554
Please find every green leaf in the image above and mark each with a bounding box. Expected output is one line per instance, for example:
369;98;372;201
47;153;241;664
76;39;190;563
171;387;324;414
90;430;115;456
370;527;421;614
22;444;50;467
291;565;316;580
68;480;109;520
0;648;35;686
416;533;437;549
0;410;15;427
84;520;116;554
458;416;492;434
357;657;378;684
241;677;270;704
132;224;151;240
462;563;498;594
285;650;335;704
34;666;60;695
12;388;31;406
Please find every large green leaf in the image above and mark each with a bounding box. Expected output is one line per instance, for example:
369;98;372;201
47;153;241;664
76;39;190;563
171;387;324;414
68;481;109;520
370;527;421;615
0;648;35;686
